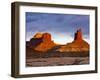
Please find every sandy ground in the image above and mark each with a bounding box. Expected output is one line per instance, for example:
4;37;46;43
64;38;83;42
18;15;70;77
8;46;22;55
26;57;89;67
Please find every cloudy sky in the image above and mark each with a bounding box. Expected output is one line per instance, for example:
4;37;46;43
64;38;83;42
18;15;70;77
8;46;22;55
26;12;90;44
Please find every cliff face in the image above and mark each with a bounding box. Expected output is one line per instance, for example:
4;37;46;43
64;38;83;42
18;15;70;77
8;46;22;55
74;29;82;41
27;32;56;52
56;29;89;52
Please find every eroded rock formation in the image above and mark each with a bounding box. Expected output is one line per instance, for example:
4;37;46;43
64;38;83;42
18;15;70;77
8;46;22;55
27;32;56;52
56;29;89;52
27;29;89;53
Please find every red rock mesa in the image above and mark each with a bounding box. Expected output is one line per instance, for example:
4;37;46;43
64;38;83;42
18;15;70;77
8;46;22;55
28;32;56;52
57;29;89;52
27;29;89;53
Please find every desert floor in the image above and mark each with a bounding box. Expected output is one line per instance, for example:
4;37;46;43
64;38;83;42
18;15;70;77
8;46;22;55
26;57;89;67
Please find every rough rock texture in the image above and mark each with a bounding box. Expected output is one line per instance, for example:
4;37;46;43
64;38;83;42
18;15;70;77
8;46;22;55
28;32;56;52
57;29;89;52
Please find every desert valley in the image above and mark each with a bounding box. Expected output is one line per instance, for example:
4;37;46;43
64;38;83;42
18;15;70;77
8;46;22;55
26;29;89;67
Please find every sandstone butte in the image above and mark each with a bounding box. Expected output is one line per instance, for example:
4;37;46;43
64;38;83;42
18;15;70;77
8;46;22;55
57;29;89;52
27;29;89;53
29;32;56;52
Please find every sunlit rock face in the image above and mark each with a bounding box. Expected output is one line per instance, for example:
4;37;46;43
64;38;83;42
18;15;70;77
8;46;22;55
74;29;83;41
26;29;89;53
28;32;56;52
57;29;89;52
